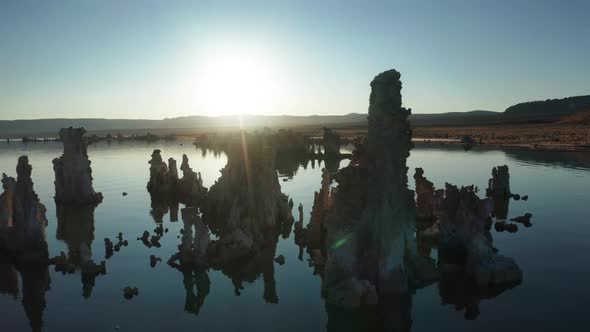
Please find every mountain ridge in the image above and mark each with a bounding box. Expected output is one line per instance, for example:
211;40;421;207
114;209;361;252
1;95;587;137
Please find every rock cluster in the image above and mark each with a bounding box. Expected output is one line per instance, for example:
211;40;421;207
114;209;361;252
146;150;207;206
146;149;177;196
178;154;207;204
53;127;103;205
204;132;293;264
0;156;48;258
437;184;522;287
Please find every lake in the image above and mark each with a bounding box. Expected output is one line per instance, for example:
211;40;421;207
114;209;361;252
1;140;589;332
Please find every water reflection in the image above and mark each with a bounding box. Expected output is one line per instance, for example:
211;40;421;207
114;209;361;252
4;135;590;331
0;255;50;332
55;204;106;298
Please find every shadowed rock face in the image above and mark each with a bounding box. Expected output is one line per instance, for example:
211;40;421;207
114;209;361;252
147;149;173;196
322;69;421;308
486;165;511;220
204;132;292;251
178;154;207;205
414;167;436;222
53;127;102;205
316;70;520;319
437;183;522;288
323;127;342;158
0;157;49;330
486;165;511;200
0;156;48;258
146;150;206;206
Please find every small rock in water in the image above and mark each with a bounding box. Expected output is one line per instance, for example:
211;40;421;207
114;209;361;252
122;192;128;196
512;194;521;201
123;286;139;300
505;223;518;233
494;221;518;233
522;195;529;201
104;238;114;259
511;213;533;227
149;255;162;268
274;255;285;265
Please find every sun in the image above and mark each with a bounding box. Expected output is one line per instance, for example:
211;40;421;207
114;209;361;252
192;46;279;117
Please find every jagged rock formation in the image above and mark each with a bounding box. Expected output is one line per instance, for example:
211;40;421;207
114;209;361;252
322;127;341;158
414;167;436;222
53;127;102;205
437;183;522;287
147;150;206;206
178;154;207;205
486;165;511;199
0;156;48;258
147;149;178;196
204;132;293;264
486;165;511;220
321;69;427;308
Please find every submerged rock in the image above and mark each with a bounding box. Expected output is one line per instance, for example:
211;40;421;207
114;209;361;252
53;127;102;205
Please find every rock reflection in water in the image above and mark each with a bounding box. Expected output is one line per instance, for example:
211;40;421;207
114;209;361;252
0;254;50;332
55;204;106;298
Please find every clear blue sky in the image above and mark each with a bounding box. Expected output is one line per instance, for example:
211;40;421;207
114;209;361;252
1;0;589;120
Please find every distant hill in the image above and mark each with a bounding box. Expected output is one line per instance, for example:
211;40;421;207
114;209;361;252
1;95;588;137
410;110;501;127
504;95;590;122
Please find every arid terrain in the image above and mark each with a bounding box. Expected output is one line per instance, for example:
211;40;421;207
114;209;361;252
265;121;590;152
411;123;590;151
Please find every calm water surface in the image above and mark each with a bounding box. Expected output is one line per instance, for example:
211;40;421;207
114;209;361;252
1;140;589;331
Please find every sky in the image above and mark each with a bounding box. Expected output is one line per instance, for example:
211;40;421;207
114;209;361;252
1;0;589;120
